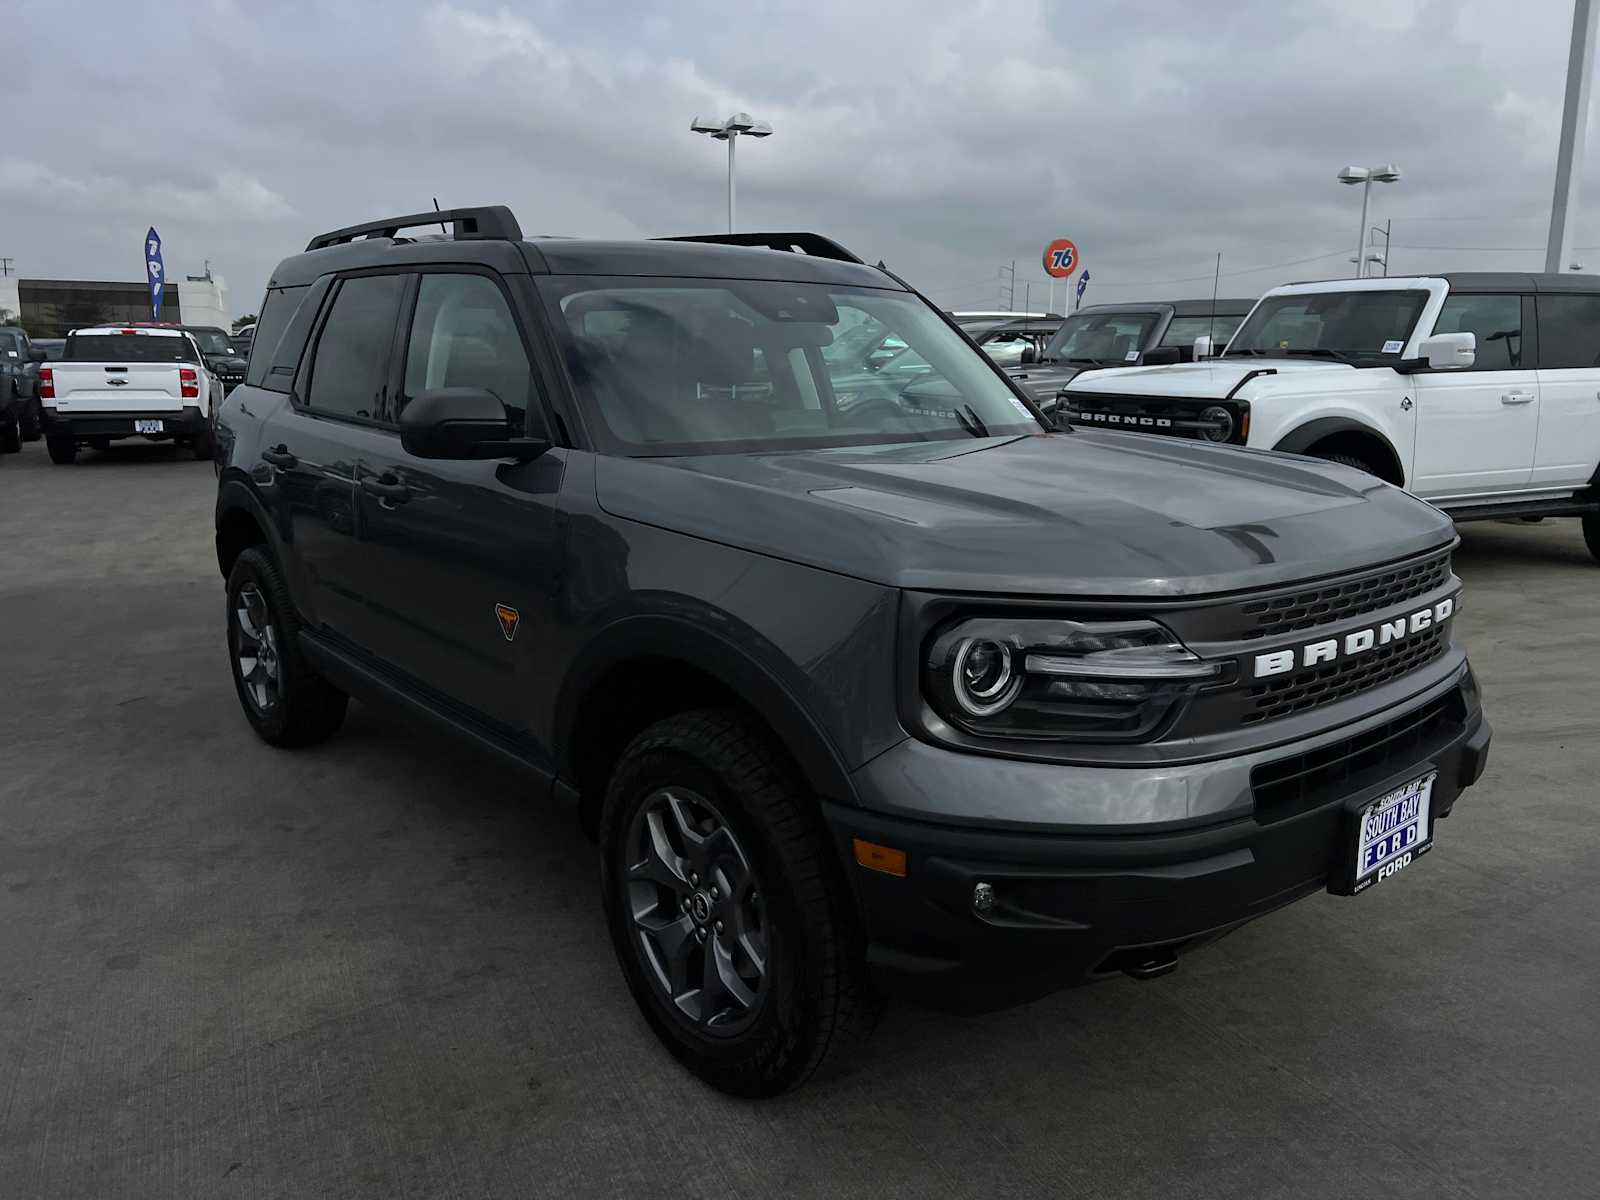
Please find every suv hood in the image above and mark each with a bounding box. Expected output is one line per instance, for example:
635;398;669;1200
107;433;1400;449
1066;358;1357;399
1005;361;1094;405
594;433;1452;596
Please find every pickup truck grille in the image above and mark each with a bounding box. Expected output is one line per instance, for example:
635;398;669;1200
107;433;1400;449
1237;549;1452;640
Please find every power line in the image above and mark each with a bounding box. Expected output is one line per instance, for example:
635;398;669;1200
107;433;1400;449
1092;248;1350;288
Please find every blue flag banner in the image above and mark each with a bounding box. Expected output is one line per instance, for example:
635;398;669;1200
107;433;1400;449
146;227;164;319
1075;270;1091;306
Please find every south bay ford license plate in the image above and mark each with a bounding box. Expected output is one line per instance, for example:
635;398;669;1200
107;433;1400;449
1346;772;1435;895
134;419;164;433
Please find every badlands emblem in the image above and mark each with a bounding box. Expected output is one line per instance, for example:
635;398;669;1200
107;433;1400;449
1253;595;1457;679
494;604;520;642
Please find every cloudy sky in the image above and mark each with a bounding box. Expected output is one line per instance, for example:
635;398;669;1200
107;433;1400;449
5;0;1598;317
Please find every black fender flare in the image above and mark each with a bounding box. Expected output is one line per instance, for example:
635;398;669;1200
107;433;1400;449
1272;417;1405;483
552;612;860;810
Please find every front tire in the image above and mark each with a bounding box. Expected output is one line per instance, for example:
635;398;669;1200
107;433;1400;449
226;547;348;747
45;435;76;464
0;416;19;454
599;708;873;1098
1314;450;1379;476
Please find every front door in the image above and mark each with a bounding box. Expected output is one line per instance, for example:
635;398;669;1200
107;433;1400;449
1531;292;1600;490
1410;292;1537;499
349;270;565;734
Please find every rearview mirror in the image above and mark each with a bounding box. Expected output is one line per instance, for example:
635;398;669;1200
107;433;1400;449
399;387;549;460
1417;331;1475;370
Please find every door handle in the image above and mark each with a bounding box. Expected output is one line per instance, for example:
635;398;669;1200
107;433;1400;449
360;473;411;504
260;445;297;468
1500;391;1535;405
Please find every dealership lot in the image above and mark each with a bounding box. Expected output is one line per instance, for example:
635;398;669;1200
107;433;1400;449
1;442;1595;1198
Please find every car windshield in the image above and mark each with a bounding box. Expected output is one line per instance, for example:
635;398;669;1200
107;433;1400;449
189;329;233;355
540;278;1042;454
1161;314;1245;348
1226;290;1429;360
66;334;196;362
1042;312;1159;364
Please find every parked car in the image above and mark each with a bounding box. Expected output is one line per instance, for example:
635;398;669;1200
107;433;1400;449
213;207;1488;1096
228;333;254;357
1058;273;1600;560
0;325;47;449
42;326;222;463
127;322;250;394
1006;298;1254;412
971;315;1064;367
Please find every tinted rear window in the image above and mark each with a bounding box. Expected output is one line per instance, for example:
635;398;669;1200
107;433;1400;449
66;335;196;362
1535;294;1600;369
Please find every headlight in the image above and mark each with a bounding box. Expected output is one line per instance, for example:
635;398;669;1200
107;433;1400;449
924;617;1221;742
1200;405;1234;443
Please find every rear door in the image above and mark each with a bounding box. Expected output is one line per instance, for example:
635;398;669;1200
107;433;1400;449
1531;291;1600;490
259;271;408;639
1410;292;1536;498
348;269;565;733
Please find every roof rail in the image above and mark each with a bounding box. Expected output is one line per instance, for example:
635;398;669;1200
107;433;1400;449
305;205;523;252
655;232;864;264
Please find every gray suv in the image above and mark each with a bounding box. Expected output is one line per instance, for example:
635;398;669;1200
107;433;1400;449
213;207;1491;1096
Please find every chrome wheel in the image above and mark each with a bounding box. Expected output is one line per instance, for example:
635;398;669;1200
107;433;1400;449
625;787;769;1036
234;583;281;713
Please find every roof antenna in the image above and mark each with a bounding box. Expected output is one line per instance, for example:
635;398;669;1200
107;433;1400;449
1206;251;1222;355
433;198;448;236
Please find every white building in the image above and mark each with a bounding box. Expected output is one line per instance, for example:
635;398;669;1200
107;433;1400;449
0;275;230;336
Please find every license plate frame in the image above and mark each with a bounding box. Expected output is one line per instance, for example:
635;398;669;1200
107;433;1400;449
133;419;165;434
1334;770;1436;896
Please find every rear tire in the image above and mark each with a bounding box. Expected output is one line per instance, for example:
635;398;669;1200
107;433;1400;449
1583;511;1600;565
225;547;348;747
192;427;216;461
0;417;19;454
21;399;41;441
599;707;874;1098
45;435;76;464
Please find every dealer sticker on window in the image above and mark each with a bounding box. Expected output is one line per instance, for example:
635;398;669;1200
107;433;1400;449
1352;772;1434;893
1382;339;1404;354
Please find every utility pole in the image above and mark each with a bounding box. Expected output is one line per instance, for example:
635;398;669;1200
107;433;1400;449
1007;260;1016;309
1546;0;1598;272
0;258;12;277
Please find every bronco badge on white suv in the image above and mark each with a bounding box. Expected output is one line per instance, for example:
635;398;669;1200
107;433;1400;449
1059;273;1600;560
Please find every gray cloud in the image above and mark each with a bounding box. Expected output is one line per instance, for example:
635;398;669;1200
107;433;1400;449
4;0;1594;316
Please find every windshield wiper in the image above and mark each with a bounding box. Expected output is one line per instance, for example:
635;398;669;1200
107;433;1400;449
952;404;989;438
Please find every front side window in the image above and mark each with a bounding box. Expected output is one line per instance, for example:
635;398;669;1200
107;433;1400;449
305;274;406;421
1161;314;1245;349
1431;294;1523;371
1043;312;1159;365
539;277;1041;454
401;273;534;433
245;284;309;387
1227;290;1429;362
1535;294;1600;369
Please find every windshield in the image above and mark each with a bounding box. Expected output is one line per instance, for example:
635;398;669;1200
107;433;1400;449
66;334;197;363
1161;314;1245;348
1226;290;1429;360
1042;311;1159;364
188;329;233;355
540;278;1041;454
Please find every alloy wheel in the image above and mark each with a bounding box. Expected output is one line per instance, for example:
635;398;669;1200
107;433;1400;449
234;583;282;713
624;787;770;1036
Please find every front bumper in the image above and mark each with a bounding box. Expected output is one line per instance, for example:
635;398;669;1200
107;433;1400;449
43;406;207;441
825;667;1489;1011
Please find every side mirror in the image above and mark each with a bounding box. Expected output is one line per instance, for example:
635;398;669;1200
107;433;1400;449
1417;331;1475;370
1141;346;1182;366
399;387;549;460
1020;344;1038;365
28;347;46;363
1192;335;1215;360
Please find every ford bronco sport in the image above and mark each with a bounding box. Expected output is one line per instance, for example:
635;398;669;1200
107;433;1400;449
214;207;1491;1096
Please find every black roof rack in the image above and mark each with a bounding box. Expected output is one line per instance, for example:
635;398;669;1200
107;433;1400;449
305;205;523;252
654;232;864;264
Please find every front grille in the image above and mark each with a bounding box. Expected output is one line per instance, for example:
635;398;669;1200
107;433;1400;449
1251;689;1465;823
1062;391;1244;443
1243;622;1448;724
1239;550;1452;640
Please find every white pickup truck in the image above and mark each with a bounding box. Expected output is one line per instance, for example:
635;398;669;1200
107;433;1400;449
41;326;223;464
1058;273;1600;560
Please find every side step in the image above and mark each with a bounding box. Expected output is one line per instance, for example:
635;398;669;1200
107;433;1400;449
1443;495;1599;523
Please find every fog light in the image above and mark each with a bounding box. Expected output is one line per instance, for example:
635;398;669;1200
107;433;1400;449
972;881;996;912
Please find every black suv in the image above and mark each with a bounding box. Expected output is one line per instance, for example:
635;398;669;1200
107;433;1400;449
214;207;1490;1096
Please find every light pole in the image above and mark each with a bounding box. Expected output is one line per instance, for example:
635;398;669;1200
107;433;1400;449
1337;164;1400;277
690;112;773;233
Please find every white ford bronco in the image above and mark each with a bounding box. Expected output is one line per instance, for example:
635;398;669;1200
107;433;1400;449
1058;273;1600;559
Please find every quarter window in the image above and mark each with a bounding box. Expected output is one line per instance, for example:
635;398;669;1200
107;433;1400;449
1432;294;1523;370
401;274;533;433
305;274;406;421
1535;293;1600;369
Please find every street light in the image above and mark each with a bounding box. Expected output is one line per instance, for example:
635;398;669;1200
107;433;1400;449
690;112;774;233
1337;164;1400;278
